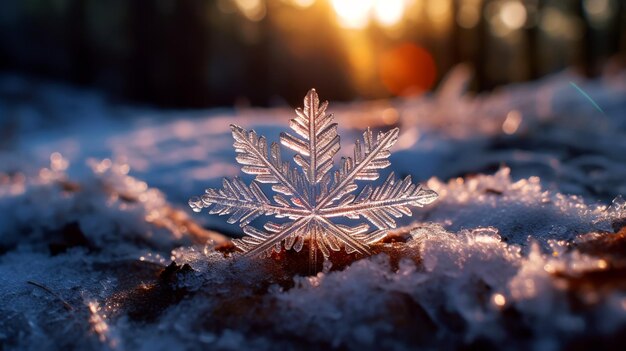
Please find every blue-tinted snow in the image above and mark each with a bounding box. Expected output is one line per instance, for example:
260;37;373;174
0;67;625;350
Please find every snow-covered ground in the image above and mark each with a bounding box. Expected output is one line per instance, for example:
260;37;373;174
1;67;625;350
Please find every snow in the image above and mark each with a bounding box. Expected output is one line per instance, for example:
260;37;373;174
424;168;615;246
0;154;194;253
1;67;625;350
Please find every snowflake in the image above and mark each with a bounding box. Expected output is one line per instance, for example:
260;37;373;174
189;89;438;258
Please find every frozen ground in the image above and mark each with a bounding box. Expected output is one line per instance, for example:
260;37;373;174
1;66;626;350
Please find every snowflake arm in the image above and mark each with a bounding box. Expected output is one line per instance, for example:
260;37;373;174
316;127;399;208
188;178;309;226
233;217;311;258
315;217;372;255
231;125;311;209
320;173;438;229
280;89;340;186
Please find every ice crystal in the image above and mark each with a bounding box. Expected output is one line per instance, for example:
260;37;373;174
189;89;438;258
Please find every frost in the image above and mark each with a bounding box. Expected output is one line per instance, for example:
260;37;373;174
190;89;438;258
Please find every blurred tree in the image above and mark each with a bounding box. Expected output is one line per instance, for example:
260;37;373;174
0;0;623;109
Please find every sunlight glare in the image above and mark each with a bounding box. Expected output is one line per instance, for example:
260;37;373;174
331;0;375;29
289;0;316;8
373;0;406;27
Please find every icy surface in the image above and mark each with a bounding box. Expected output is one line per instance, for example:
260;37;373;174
1;67;626;350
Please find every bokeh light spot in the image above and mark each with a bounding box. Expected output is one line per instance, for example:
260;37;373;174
379;43;437;96
583;0;614;28
500;0;527;30
493;293;506;307
457;2;480;29
381;107;399;125
502;110;522;134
